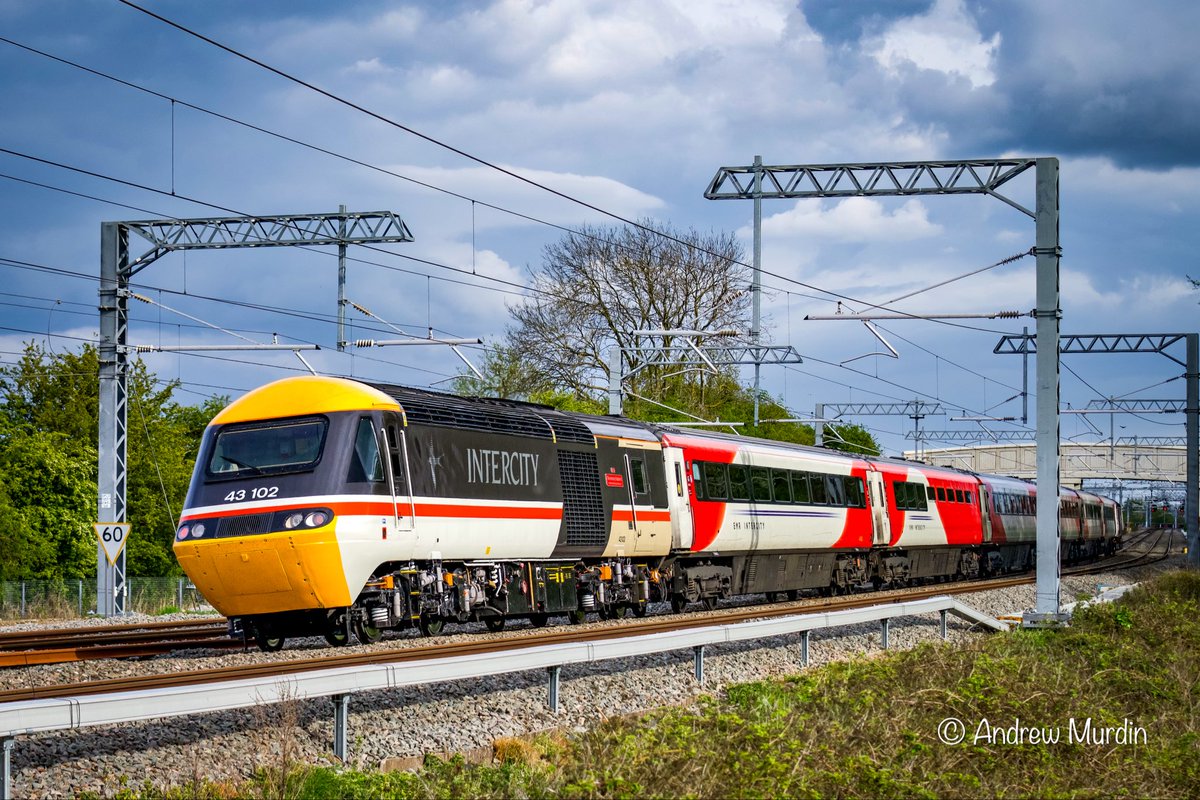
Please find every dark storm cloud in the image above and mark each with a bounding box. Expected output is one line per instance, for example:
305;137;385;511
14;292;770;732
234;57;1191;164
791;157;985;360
876;1;1200;169
801;0;934;45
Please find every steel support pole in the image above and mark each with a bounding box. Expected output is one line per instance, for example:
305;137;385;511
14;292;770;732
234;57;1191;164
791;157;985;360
814;404;824;447
607;346;622;415
332;694;350;761
337;204;347;351
752;155;762;426
98;222;128;617
1187;334;1199;566
1029;158;1063;623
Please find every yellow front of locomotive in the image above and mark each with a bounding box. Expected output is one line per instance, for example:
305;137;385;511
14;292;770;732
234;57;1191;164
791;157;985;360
172;376;401;618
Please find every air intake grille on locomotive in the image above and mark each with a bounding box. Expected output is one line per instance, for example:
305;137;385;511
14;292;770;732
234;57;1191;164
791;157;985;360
217;513;272;538
369;382;555;440
557;449;606;546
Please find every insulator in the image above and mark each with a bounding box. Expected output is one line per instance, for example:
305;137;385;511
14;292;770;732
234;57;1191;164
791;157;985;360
369;606;388;626
354;339;376;347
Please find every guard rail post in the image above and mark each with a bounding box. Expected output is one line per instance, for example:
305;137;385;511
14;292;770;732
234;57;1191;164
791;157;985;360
801;630;810;667
332;694;350;761
2;735;13;800
940;610;948;639
547;666;561;712
693;645;705;683
881;618;890;649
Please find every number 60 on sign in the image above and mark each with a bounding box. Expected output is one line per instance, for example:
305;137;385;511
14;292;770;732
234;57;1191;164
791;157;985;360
94;522;131;565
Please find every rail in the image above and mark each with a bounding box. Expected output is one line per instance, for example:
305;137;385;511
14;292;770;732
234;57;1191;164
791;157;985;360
0;595;1005;799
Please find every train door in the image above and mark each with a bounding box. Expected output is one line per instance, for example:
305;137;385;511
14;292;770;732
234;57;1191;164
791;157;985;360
662;447;693;550
622;452;644;551
382;412;415;532
980;486;993;543
866;468;891;546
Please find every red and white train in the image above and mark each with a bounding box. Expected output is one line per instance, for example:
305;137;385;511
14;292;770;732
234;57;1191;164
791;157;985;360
172;376;1121;650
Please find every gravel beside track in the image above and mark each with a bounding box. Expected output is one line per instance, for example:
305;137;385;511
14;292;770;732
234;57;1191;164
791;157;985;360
4;542;1185;798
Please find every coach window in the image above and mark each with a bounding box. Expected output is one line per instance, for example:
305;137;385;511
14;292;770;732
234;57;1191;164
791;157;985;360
809;472;829;504
926;485;935;501
824;475;846;506
751;467;771;502
703;462;728;500
728;464;751;501
844;476;865;508
791;471;812;504
630;458;648;495
964;490;973;505
953;489;963;503
936;486;946;502
349;417;384;483
772;469;793;503
691;463;705;500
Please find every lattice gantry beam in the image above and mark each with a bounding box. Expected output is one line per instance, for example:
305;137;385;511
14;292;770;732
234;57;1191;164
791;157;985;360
906;430;1035;443
705;159;1037;215
822;401;944;417
124;211;414;273
1117;436;1186;446
1084;399;1186;413
624;344;803;367
994;333;1188;367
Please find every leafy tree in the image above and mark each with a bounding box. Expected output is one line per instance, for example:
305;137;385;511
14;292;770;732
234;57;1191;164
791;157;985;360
501;220;750;400
0;342;227;578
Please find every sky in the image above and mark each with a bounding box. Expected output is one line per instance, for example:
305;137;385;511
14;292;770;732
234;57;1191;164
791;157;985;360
0;0;1198;458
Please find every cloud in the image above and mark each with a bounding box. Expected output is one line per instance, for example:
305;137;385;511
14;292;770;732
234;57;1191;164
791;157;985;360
868;0;1000;88
749;197;943;243
381;163;666;230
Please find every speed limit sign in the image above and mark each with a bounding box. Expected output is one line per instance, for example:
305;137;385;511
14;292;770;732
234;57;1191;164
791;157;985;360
94;522;130;565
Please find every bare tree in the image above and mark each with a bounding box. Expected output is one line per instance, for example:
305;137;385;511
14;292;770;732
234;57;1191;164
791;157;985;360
499;220;749;400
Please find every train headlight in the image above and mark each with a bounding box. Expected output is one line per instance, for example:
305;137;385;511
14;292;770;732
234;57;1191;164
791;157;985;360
176;525;189;540
284;513;305;529
192;522;206;538
304;511;329;528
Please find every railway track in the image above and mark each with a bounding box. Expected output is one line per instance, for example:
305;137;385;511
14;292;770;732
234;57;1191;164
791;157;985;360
0;529;1169;671
0;618;238;668
0;576;1056;705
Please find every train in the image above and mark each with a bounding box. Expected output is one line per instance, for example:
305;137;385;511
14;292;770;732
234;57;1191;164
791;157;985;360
172;376;1122;651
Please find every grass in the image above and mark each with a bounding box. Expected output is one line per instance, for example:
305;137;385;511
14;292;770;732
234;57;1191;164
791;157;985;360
108;570;1200;799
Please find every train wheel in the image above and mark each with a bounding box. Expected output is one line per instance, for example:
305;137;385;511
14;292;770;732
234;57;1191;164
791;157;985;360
701;596;719;612
484;617;506;633
353;618;384;645
566;609;586;625
670;594;688;614
324;611;351;647
632;603;648;618
255;634;285;653
610;605;628;619
419;616;445;637
785;590;800;601
529;612;549;628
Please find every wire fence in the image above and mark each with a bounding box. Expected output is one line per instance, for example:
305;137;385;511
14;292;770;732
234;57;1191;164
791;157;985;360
0;578;211;620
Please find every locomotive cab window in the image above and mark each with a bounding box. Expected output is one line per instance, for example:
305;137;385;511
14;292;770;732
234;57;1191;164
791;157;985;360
207;417;327;478
629;458;648;495
348;417;384;483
